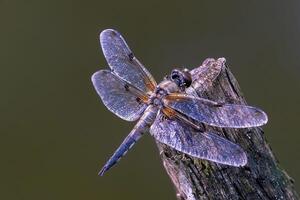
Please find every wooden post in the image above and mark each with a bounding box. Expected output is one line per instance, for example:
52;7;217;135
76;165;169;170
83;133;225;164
156;58;299;200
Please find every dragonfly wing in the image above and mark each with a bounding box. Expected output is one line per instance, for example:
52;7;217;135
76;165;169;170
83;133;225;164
100;29;157;92
164;93;268;128
150;113;247;166
91;70;147;121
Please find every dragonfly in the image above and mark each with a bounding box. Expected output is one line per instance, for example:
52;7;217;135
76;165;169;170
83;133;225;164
91;29;268;176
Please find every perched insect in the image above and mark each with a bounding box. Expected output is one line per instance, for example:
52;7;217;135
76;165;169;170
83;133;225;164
91;29;268;176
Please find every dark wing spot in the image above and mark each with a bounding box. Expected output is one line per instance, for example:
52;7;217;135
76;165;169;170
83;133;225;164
111;30;118;36
128;53;134;61
136;97;141;104
213;103;224;107
124;84;130;91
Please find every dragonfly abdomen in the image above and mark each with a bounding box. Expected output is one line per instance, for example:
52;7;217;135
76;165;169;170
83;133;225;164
98;106;157;176
98;133;139;176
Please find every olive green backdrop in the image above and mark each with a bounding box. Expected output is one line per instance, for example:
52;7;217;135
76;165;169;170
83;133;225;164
1;0;299;199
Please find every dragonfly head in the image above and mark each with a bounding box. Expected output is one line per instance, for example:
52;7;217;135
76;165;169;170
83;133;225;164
170;68;192;89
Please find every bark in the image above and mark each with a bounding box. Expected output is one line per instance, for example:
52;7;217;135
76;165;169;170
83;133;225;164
156;58;299;200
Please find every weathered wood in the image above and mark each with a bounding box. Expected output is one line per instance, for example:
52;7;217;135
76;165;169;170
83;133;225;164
156;58;299;200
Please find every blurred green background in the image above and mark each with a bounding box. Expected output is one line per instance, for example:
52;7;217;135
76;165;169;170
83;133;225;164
1;0;299;199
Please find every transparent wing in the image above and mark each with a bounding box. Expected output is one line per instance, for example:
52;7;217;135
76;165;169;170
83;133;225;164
163;93;268;128
150;113;247;167
100;29;157;93
91;70;148;121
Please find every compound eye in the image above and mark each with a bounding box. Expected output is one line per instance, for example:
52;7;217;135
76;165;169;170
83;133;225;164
171;73;179;80
171;69;180;80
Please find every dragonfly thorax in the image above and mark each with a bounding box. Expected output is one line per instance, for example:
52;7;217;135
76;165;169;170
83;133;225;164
149;78;182;107
149;87;167;107
156;79;180;94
